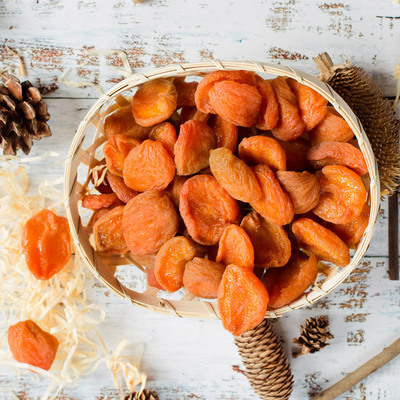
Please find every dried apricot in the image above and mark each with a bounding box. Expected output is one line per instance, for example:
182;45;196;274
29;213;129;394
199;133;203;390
106;171;138;204
308;107;354;144
262;251;318;309
179;174;241;245
174;79;198;107
277;138;311;171
149;122;177;157
123;139;175;191
250;164;294;226
183;257;226;299
307;141;368;176
209;147;262;203
216;224;254;270
238;136;286;171
87;208;111;228
132;79;178;127
270;76;305;141
255;75;279;130
174;120;216;175
292;218;350;266
179;106;210;124
81;193;122;210
22;210;71;280
208;114;238;152
275;171;320;214
287;78;328;131
313;165;367;224
8;320;59;370
122;191;179;255
165;175;188;208
240;211;291;269
146;268;163;290
218;264;269;336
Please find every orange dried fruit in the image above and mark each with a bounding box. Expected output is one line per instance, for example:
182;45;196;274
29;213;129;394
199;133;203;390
81;193;122;210
255;75;279;130
174;120;216;175
209;147;262;203
208;114;238;152
270;76;305;141
106;171;138;204
179;106;210;125
8;320;59;370
183;257;226;299
216;224;254;270
21;209;71;280
217;264;269;336
238;136;286;171
179;174;241;245
240;211;291;269
250;164;294;226
87;207;111;227
165;175;188;208
123;139;175;191
292;218;350;266
287;78;328;131
275;171;320;214
313;165;367;224
93;206;128;255
307;141;368;176
149;122;177;157
262;251;318;309
132;79;178;127
308;107;354;144
146;268;163;290
122;191;179;255
277;137;311;171
174;79;198;107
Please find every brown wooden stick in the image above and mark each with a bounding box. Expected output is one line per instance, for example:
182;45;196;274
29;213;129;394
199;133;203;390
310;337;400;400
388;189;399;280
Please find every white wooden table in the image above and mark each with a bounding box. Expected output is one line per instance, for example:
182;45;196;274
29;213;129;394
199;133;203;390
1;1;399;399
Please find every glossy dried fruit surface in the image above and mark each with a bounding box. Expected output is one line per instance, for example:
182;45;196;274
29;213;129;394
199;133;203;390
93;206;128;255
179;174;240;245
146;268;163;290
209;114;238;152
240;211;291;269
149;122;177;157
183;257;226;299
209;147;262;203
275;171;320;214
307;141;368;176
238;136;286;171
270;76;305;141
174;120;216;175
81;193;122;210
123;139;175;191
313;165;367;224
8;320;59;370
22;209;71;280
250;164;294;226
122;191;179;255
263;252;318;309
218;264;269;336
277;138;311;171
132;79;178;127
175;80;198;107
106;171;138;204
292;218;350;266
255;75;279;130
216;224;254;270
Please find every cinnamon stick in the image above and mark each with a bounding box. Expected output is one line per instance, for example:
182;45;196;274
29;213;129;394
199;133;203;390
310;337;400;400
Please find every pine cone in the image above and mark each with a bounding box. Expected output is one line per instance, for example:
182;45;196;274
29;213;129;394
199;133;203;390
124;389;159;400
235;319;293;400
0;73;51;155
292;316;333;357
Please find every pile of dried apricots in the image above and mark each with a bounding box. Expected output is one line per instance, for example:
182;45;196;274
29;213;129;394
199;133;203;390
83;70;369;336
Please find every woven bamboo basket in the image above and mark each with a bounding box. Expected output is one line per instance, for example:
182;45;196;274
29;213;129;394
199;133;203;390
64;60;380;319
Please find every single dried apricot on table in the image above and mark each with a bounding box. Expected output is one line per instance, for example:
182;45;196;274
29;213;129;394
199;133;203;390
22;209;71;280
154;236;201;293
183;257;226;299
179;174;241;245
255;75;279;130
81;193;122;210
106;171;138;204
174;120;216;175
8;320;59;370
149;122;177;157
275;171;320;214
307;141;368;176
313;165;367;224
238;136;286;171
292;218;350;266
270;76;305;141
132;79;178;127
123;139;175;191
122;191;179;255
216;224;254;270
250;164;294;226
262;251;318;309
240;211;291;269
208;114;238;153
287;77;328;131
277;137;311;171
93;206;128;255
218;264;269;336
209;147;262;203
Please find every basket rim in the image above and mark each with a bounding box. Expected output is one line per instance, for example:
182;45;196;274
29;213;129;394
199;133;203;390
64;60;380;319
